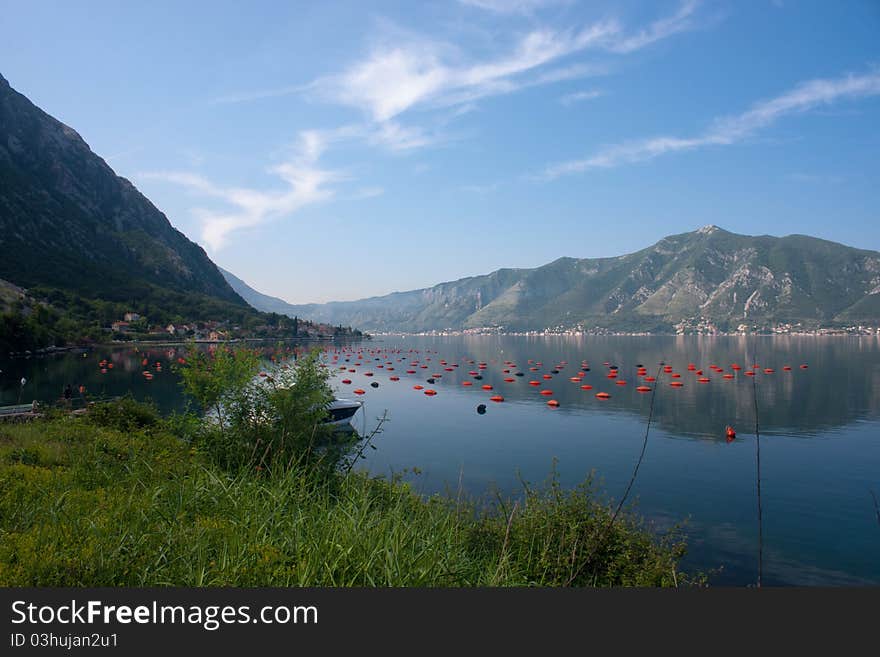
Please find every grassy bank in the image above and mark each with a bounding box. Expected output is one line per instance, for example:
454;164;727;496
0;410;696;586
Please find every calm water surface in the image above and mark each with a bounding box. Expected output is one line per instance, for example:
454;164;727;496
2;336;879;586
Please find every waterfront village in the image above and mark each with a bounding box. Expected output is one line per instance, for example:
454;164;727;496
377;318;880;337
107;312;359;342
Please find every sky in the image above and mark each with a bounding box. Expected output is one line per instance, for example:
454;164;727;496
2;0;879;303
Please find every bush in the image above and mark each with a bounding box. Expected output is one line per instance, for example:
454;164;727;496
179;345;342;474
85;397;160;432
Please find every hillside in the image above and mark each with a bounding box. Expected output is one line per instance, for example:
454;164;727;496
274;226;880;333
0;72;247;315
0;73;366;352
220;268;366;339
220;268;300;316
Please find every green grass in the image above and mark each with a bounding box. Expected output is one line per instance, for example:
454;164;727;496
0;408;697;587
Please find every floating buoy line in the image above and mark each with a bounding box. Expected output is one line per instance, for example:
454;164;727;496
81;343;810;445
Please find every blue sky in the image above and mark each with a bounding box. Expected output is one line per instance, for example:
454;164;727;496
2;0;879;303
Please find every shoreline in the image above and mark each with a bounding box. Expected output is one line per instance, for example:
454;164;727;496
3;336;363;359
6;331;878;359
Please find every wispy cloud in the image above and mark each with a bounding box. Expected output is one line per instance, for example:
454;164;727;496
348;186;385;200
609;0;701;53
366;121;440;151
534;62;608;85
309;1;705;125
140;130;343;250
458;0;571;15
205;1;704;167
209;83;309;106
157;1;711;244
559;89;604;106
461;182;501;193
540;69;880;179
315;22;618;123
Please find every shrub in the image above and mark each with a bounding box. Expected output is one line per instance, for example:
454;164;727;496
85;396;160;432
179;345;342;474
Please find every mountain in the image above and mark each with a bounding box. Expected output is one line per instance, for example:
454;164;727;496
219;268;366;338
0;73;363;353
271;226;880;333
220;268;302;316
0;72;244;311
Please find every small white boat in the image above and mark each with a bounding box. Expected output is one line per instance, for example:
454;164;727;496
326;398;362;429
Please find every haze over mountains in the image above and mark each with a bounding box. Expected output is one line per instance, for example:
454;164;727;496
228;226;880;333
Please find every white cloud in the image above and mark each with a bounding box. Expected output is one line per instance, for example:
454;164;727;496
367;121;439;151
140;130;343;251
534;62;608;85
559;89;604;106
155;1;713;241
311;0;699;123
316;21;619;123
609;0;701;53
540;69;880;179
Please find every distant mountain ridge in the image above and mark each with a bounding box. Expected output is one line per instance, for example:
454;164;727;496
0;72;244;308
265;226;880;333
220;268;304;316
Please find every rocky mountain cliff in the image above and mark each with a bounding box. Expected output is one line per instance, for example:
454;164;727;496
275;225;880;332
0;72;244;308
